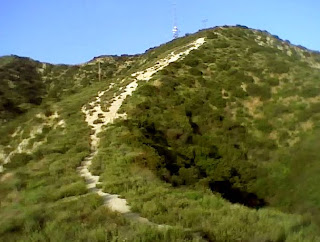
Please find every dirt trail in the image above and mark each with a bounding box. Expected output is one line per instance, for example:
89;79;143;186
77;38;205;224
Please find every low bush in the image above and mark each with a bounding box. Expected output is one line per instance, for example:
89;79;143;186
207;32;218;39
301;86;320;98
184;58;199;67
255;119;273;133
53;182;87;200
310;102;320;113
268;77;280;86
189;67;203;76
215;41;230;49
4;153;33;169
268;60;290;74
216;61;231;71
246;83;271;100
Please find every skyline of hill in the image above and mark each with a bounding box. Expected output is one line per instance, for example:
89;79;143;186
1;25;320;241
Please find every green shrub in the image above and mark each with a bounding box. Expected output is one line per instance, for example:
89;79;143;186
296;109;313;122
202;55;216;63
255;119;273;133
310;102;320;113
93;118;104;124
232;87;248;98
216;61;231;71
269;104;290;117
268;77;280;86
248;46;266;54
215;41;230;49
269;60;290;74
246;83;271;100
189;67;202;76
178;167;199;185
53;182;87;200
301;87;320;98
207;32;218;39
4;153;33;169
184;59;199;67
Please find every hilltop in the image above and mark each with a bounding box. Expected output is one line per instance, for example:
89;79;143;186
1;26;320;241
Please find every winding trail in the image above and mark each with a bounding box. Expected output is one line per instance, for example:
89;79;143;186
77;38;205;225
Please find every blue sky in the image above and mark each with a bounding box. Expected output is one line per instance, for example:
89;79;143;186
0;0;319;64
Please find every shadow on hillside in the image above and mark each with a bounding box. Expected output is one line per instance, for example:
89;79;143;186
210;180;267;209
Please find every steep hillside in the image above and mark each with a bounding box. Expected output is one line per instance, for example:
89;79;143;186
1;26;320;241
113;26;320;204
0;54;140;123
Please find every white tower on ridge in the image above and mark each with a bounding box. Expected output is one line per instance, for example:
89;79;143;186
172;1;179;39
173;26;179;39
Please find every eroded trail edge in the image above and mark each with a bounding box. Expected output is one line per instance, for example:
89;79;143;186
77;38;205;225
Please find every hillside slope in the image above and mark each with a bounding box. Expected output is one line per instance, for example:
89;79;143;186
1;26;320;241
0;54;140;123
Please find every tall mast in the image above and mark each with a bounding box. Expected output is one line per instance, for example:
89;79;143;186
172;1;179;39
202;19;208;29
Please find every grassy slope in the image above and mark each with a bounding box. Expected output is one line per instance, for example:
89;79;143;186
0;44;210;241
0;78;194;241
0;54;138;124
1;26;320;241
90;26;320;240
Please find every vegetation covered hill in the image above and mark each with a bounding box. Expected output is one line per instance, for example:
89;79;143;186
1;26;320;241
0;54;142;123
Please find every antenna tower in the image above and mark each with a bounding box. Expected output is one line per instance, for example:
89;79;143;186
202;19;208;29
172;1;179;39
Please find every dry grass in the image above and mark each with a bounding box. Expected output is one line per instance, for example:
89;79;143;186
243;97;264;118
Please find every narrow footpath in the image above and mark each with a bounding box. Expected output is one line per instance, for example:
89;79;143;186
77;38;205;226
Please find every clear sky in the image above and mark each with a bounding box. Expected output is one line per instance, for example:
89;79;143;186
1;0;319;64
